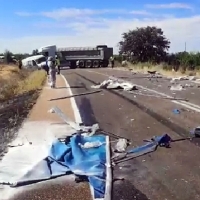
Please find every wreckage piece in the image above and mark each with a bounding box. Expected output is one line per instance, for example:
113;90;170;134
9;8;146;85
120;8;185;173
170;84;183;91
51;106;82;131
91;78;137;91
49;90;102;101
9;134;112;200
52;106;100;136
112;134;171;165
190;126;200;137
114;138;129;153
170;76;196;82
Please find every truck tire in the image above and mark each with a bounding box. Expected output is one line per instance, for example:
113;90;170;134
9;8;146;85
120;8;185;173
93;60;99;68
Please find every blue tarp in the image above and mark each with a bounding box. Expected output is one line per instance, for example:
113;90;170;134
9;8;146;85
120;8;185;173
12;134;109;199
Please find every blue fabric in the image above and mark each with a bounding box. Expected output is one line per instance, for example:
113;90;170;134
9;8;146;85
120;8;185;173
173;109;180;114
13;134;108;199
128;134;171;155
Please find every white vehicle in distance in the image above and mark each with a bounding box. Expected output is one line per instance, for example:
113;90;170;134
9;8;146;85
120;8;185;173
22;55;47;69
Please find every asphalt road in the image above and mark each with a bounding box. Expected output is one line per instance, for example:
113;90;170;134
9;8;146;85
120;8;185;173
63;68;200;200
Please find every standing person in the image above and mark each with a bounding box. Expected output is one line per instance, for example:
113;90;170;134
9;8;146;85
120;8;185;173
55;55;61;75
46;58;49;75
18;59;22;70
110;56;114;68
47;56;56;88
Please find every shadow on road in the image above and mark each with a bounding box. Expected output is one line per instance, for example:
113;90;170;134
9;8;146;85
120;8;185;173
78;97;97;126
113;180;149;200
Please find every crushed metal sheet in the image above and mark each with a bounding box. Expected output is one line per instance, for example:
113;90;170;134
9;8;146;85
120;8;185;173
170;76;196;82
51;106;100;136
170;84;183;91
91;78;137;91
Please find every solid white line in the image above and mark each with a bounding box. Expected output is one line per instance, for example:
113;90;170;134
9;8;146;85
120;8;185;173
61;74;82;124
86;70;200;113
61;74;112;200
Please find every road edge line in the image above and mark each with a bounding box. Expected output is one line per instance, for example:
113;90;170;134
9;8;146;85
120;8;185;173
60;74;112;200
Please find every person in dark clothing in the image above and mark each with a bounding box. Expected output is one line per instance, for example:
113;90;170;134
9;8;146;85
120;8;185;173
18;60;22;70
45;58;49;75
110;56;114;68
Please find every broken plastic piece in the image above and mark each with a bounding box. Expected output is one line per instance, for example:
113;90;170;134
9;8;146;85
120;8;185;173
191;126;200;137
79;141;103;148
170;85;183;91
48;108;55;113
114;138;128;153
173;109;180;114
91;79;137;91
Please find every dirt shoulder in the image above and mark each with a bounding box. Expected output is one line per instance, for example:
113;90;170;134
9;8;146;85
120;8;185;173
0;67;46;158
6;75;92;200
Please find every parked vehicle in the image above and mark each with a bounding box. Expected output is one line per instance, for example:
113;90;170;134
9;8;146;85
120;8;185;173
38;45;113;69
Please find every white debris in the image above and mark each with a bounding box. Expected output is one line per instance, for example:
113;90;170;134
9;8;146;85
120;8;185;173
189;76;196;81
115;138;128;153
91;79;137;91
184;83;193;87
48;108;55;113
79;141;103;148
171;75;196;82
170;84;183;91
81;123;100;136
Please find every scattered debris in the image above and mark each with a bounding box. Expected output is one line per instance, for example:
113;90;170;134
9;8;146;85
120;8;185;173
7;143;24;148
112;134;172;165
49;90;102;101
114;138;129;153
170;84;183;91
48;108;55;113
91;78;137;91
190;126;200;137
79;141;103;148
173;109;180;114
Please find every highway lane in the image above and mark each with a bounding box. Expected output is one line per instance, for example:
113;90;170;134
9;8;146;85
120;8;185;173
63;68;200;200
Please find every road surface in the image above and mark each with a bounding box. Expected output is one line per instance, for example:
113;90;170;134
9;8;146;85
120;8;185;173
63;68;200;200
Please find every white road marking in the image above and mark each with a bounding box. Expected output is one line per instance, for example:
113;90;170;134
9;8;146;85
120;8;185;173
61;74;112;200
86;70;200;113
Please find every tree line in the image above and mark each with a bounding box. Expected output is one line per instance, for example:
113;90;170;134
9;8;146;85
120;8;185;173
117;26;200;71
0;49;39;64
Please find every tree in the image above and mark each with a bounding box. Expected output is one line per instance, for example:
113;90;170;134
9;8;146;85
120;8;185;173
4;50;13;64
119;26;170;63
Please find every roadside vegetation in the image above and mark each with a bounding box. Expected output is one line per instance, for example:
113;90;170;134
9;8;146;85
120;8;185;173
116;26;200;76
0;65;46;157
0;65;46;102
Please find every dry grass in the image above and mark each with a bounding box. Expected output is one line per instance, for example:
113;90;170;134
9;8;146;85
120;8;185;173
0;65;46;157
119;62;200;78
0;65;46;103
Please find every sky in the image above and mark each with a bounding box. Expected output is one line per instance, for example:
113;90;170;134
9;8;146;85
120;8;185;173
0;0;200;54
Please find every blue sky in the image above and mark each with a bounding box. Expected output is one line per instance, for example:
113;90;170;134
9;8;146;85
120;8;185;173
0;0;200;53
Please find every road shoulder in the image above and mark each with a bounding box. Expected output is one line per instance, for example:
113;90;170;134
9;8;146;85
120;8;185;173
0;75;92;200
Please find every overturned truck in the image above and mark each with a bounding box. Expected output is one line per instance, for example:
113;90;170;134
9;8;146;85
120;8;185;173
38;45;113;69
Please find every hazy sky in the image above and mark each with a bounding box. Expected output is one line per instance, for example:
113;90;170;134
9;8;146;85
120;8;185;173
0;0;199;53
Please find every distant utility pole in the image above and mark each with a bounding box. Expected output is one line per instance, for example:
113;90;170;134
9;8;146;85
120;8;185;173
184;42;187;52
